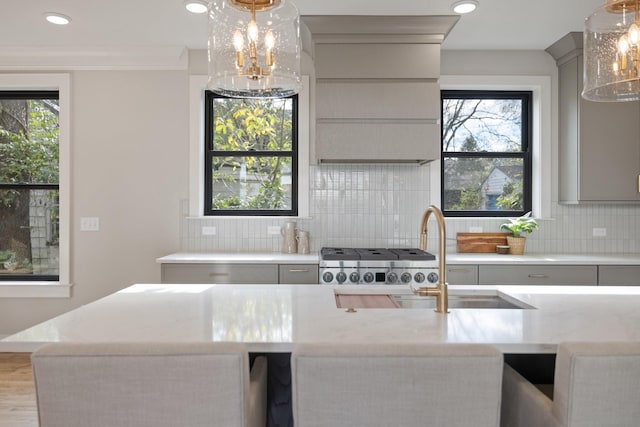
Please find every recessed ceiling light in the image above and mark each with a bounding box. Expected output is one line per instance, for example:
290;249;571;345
184;0;208;14
452;0;478;14
44;12;71;25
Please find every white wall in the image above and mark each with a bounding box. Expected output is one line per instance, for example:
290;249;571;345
0;70;188;334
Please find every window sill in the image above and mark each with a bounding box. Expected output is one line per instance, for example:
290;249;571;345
0;282;72;298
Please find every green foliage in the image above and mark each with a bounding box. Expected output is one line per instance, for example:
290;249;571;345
451;187;481;211
500;212;538;237
211;97;293;211
497;181;523;210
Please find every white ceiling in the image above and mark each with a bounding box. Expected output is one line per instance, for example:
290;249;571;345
0;0;603;51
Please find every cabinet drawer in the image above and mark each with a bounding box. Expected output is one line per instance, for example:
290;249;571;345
478;265;597;286
598;266;640;286
445;265;478;285
278;264;319;284
161;264;278;284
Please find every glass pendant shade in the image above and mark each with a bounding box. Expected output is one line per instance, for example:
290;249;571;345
208;0;301;98
584;0;640;101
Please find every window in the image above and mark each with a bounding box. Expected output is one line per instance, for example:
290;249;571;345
441;90;532;217
204;92;298;216
0;90;59;281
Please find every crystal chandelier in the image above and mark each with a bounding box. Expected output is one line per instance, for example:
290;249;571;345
584;0;640;101
207;0;301;98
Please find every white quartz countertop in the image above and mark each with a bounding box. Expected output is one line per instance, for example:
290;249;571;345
157;251;640;265
4;283;640;354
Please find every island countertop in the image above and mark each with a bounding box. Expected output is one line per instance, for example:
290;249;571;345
3;284;640;354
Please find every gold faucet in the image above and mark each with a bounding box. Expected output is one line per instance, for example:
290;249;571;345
415;205;448;313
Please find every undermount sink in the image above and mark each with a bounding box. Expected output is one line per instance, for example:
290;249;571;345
391;293;534;310
335;291;535;310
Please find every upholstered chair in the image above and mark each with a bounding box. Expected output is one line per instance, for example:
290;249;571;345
291;343;503;427
501;342;640;427
31;342;267;427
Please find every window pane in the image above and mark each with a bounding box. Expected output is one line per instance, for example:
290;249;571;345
0;98;59;184
212;97;293;152
443;157;524;212
0;188;59;277
442;98;523;153
211;156;293;211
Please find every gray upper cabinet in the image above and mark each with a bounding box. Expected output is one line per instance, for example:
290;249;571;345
547;33;640;203
303;15;459;164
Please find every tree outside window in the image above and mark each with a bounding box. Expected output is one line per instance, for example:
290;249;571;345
0;91;59;280
204;92;298;216
441;90;532;217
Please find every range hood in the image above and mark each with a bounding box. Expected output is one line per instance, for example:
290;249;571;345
302;15;459;164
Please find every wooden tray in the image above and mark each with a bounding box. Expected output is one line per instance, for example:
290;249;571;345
456;232;509;253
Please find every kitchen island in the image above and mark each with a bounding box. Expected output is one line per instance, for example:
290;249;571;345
3;283;640;353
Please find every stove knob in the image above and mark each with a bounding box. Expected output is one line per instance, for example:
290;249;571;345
349;272;360;283
363;272;374;283
387;272;398;284
427;272;439;284
322;272;334;283
336;272;347;284
400;272;412;283
414;272;426;284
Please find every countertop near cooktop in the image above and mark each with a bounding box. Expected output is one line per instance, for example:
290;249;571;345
157;252;640;265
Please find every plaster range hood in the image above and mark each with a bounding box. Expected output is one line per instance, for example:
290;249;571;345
302;15;459;164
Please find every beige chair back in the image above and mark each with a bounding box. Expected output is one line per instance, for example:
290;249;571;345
32;342;266;427
292;343;503;427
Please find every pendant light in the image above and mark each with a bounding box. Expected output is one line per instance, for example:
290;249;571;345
584;0;640;101
207;0;301;98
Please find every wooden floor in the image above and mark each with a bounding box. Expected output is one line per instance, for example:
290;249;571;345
0;353;37;427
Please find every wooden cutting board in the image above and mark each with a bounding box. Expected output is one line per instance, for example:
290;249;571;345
456;232;509;253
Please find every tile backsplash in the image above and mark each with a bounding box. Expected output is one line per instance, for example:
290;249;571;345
181;164;640;254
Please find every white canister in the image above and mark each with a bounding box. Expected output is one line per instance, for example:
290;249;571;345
281;221;297;254
296;231;310;254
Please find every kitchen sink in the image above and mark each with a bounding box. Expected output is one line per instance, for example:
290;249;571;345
335;291;535;310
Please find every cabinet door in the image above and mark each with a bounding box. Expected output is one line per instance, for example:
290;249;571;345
445;265;478;285
161;264;278;284
478;265;597;286
598;265;640;286
278;264;319;284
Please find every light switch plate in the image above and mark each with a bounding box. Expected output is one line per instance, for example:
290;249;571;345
469;226;483;233
592;227;607;237
268;226;281;235
202;226;217;236
80;217;100;232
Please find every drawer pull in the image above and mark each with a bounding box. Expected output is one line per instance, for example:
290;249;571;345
208;273;230;277
448;268;470;273
288;269;310;273
528;274;549;279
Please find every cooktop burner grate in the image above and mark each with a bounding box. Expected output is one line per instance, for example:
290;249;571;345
320;247;435;261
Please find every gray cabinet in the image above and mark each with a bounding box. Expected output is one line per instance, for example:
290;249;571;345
161;264;278;284
478;265;598;286
445;265;478;285
598;265;640;286
547;33;640;203
278;264;319;284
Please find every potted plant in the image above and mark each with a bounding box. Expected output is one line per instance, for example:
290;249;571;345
500;212;538;255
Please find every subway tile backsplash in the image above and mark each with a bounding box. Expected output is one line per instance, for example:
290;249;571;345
181;164;640;254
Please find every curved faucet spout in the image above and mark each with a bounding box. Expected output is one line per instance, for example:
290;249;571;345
416;205;448;313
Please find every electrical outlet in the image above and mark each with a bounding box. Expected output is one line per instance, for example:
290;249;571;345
202;226;217;236
469;226;483;233
268;226;281;235
592;227;607;237
80;217;100;232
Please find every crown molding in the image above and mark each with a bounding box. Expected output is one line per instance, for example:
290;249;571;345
0;46;189;70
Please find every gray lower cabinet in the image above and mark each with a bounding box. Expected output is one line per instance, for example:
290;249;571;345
478;265;598;286
445;265;478;285
278;264;319;284
161;264;278;284
598;266;640;286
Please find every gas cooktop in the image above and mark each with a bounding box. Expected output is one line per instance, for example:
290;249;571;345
320;247;436;261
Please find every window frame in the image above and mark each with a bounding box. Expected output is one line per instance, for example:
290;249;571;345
0;74;70;298
440;89;533;218
203;91;299;217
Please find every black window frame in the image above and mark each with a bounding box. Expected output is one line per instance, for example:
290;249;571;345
0;90;60;282
441;90;532;218
204;91;299;216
